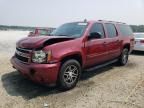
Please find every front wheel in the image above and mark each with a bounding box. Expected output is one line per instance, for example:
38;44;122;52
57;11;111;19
118;48;129;66
58;60;81;90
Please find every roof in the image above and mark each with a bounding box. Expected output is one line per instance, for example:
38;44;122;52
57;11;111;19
87;20;126;25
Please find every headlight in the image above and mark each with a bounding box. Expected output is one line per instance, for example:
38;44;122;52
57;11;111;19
32;50;47;63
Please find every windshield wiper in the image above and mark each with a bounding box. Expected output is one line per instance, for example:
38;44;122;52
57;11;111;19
49;34;76;38
57;34;69;36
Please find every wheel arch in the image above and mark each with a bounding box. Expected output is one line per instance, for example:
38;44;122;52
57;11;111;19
123;43;130;52
60;53;83;67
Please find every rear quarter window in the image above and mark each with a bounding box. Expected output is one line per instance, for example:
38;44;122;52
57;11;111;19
118;24;133;36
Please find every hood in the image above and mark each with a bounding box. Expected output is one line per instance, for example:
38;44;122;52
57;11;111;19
17;36;74;49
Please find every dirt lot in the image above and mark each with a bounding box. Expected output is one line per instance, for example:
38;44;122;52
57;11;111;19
0;31;144;108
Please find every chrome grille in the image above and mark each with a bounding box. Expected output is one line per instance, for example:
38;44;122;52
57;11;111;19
15;47;32;63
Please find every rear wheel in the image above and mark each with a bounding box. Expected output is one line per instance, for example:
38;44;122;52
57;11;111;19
58;60;81;90
118;48;129;66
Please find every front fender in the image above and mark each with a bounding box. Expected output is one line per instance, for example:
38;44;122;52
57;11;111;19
43;39;84;63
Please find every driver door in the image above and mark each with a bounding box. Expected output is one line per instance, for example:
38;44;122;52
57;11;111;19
86;23;108;67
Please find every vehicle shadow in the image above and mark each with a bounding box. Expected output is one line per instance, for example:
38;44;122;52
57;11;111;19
1;64;114;100
1;71;61;100
131;51;144;56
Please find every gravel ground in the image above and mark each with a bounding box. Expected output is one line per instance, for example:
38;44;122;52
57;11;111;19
0;31;144;108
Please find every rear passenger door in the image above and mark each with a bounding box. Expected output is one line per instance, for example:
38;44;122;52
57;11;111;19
86;23;108;67
105;23;121;60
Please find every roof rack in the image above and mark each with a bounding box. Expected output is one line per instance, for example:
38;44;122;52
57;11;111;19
98;20;115;22
98;20;105;21
98;20;126;24
116;22;126;24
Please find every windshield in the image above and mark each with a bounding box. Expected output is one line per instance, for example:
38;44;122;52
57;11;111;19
51;22;88;38
134;33;144;38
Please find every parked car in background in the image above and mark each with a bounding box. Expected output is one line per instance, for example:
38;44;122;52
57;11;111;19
133;33;144;51
11;20;134;90
28;28;55;37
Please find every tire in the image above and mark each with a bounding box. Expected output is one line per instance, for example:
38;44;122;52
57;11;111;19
58;59;81;90
118;48;129;66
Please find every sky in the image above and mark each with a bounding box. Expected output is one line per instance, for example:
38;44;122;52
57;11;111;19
0;0;144;27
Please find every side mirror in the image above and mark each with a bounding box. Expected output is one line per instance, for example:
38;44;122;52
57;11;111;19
88;32;102;40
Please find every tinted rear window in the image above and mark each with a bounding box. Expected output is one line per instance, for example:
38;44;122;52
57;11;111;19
118;24;133;36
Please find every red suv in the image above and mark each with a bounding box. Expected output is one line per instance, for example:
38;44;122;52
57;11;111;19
11;20;134;90
28;28;55;37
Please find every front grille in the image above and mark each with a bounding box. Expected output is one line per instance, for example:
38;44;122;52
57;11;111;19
15;53;29;63
15;47;32;63
16;47;30;53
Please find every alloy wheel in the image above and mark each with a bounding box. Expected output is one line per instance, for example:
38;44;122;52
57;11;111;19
63;65;79;85
122;49;128;64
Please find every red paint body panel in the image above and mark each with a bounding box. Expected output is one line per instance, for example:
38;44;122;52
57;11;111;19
11;20;134;85
11;56;60;84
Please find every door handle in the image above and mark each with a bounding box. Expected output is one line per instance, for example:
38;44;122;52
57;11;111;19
104;42;107;44
103;42;107;45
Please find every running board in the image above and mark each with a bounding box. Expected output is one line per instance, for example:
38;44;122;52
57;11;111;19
85;59;118;72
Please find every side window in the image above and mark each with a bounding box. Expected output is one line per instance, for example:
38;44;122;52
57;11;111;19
105;23;117;38
89;23;105;38
118;24;133;36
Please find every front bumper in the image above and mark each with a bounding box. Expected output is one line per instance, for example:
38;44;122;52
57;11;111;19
11;56;60;85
